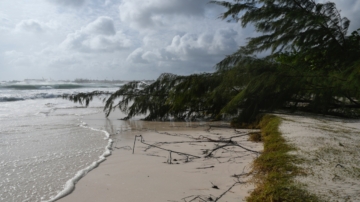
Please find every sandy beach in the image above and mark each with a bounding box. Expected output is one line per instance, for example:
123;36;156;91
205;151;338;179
279;114;360;201
57;112;262;202
54;112;360;202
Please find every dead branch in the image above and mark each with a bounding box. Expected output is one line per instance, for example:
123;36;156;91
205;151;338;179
210;182;219;189
133;135;201;162
205;141;261;158
196;166;215;169
205;144;233;157
214;182;243;202
115;146;132;150
181;195;194;201
168;151;172;164
195;135;218;142
182;195;209;202
189;196;207;202
234;142;261;154
135;132;260;161
231;172;251;178
229;134;252;140
156;131;197;139
143;135;259;155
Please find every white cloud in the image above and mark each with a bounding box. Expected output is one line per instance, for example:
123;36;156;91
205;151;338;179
48;54;82;67
1;0;359;81
127;48;160;64
48;0;87;8
119;0;208;29
125;28;240;75
0;17;12;32
85;16;116;35
4;50;18;56
15;19;46;33
4;50;34;67
165;29;238;60
127;48;148;64
104;0;112;6
60;16;131;52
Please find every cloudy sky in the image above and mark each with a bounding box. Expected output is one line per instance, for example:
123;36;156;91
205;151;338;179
0;0;359;81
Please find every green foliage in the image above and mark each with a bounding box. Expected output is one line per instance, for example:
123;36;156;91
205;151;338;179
212;0;350;56
105;73;177;120
64;0;360;123
168;73;227;120
211;0;360;122
64;73;226;121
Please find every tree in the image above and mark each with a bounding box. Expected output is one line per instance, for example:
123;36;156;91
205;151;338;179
65;0;360;123
64;73;228;121
211;0;360;122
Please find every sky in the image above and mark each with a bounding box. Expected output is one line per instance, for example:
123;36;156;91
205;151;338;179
0;0;359;81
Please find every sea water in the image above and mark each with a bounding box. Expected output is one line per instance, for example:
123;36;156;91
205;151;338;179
0;80;124;202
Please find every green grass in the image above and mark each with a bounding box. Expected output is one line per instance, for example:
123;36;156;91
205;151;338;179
246;115;321;202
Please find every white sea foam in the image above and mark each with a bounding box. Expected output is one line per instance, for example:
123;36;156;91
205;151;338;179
45;124;113;202
0;80;133;201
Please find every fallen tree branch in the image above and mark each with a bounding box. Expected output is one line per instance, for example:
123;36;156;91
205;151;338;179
205;142;261;158
214;182;243;202
196;166;215;169
189;196;207;202
205;143;233;157
133;135;201;162
235;142;261;154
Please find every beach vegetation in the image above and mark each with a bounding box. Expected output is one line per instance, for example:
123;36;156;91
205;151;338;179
248;132;262;142
248;114;321;201
64;0;360;124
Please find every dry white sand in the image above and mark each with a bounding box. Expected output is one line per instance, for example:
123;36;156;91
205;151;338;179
57;115;262;202
56;112;360;201
279;114;360;201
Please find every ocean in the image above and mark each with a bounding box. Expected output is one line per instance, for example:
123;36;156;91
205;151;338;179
0;80;128;202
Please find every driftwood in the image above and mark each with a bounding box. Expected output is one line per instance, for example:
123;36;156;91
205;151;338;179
129;128;261;201
181;195;213;202
133;135;201;163
132;129;261;165
205;141;260;158
181;179;246;202
212;169;250;201
213;182;242;202
196;166;214;169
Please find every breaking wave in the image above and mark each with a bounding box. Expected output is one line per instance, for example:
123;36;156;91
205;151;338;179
0;83;121;90
0;93;60;102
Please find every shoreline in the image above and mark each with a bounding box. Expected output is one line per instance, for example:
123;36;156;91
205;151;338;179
54;112;360;202
57;112;263;202
47;123;113;202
